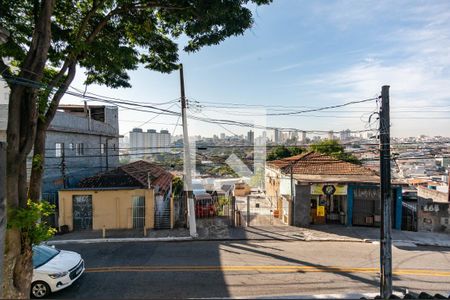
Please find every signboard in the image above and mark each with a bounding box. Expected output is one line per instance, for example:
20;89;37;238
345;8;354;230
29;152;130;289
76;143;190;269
311;184;347;196
317;206;325;217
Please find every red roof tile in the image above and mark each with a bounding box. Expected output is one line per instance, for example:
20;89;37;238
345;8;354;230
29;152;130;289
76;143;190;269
267;151;377;176
78;160;173;194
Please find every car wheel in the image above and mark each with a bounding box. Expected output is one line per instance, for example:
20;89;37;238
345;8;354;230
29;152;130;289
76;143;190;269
31;281;50;298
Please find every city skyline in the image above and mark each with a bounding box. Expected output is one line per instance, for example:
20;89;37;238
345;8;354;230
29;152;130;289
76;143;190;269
61;1;450;138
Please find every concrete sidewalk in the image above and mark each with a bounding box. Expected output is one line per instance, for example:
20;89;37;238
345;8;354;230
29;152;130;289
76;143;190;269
48;223;450;248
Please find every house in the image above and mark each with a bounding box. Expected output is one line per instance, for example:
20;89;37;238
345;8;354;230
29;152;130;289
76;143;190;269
0;101;120;210
416;185;449;233
58;160;173;231
265;152;402;228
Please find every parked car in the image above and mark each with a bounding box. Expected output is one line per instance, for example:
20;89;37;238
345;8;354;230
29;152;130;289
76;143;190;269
31;244;85;298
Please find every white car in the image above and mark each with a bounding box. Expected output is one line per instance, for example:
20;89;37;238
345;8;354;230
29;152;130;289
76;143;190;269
31;244;85;298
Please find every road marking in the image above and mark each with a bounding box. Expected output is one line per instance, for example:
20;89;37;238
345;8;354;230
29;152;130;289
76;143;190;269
85;265;450;277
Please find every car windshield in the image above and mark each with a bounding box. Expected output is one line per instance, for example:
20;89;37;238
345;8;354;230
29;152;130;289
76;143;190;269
32;245;60;269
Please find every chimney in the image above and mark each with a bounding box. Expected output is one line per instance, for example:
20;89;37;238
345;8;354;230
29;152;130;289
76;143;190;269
147;172;151;189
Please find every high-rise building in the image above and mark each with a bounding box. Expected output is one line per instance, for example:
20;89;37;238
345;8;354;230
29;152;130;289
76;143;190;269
247;130;254;144
300;131;307;143
340;129;351;141
129;128;172;159
274;129;281;144
220;133;226;140
328;130;335;140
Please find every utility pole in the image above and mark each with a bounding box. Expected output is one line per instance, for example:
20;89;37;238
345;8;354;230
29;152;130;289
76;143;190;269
290;164;295;226
60;148;67;188
379;85;392;298
105;138;109;171
179;64;197;237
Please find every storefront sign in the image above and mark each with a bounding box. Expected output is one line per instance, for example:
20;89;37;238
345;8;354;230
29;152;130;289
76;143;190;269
317;206;325;216
311;184;347;196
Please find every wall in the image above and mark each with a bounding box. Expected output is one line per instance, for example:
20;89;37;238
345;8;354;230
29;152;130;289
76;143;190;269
58;189;154;231
265;167;280;203
294;184;310;227
43;107;120;195
417;186;448;203
417;198;450;232
417;186;450;232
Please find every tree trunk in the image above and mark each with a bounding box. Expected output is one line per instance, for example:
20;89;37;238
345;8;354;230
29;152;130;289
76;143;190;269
2;1;55;298
28;123;47;203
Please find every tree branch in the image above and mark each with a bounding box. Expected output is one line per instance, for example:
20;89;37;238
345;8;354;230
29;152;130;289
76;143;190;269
44;61;76;126
75;0;106;41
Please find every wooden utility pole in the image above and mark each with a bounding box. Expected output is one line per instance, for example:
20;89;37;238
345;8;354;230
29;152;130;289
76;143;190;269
290;164;295;226
179;64;197;237
379;85;392;298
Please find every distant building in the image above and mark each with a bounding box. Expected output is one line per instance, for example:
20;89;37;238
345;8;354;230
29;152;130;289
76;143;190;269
328;130;335;140
247;130;254;144
220;133;226;140
129;128;171;159
340;129;351;141
300;131;307;143
274;129;281;144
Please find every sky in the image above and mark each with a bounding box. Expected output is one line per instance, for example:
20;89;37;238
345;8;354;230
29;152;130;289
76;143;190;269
63;0;450;139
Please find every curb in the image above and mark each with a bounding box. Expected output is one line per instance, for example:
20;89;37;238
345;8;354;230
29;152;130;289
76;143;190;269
46;236;450;247
47;236;192;245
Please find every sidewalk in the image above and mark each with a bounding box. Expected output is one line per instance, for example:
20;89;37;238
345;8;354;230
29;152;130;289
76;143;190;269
48;223;450;248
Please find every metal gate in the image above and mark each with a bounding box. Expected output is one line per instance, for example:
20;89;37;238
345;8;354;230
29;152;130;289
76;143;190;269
132;196;145;229
154;195;170;229
72;195;92;230
352;188;395;227
237;194;279;226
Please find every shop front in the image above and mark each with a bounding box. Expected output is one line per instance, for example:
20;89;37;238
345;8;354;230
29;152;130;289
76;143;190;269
310;183;347;225
302;183;402;229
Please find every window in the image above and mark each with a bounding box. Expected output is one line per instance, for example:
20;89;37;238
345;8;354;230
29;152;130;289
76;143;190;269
69;143;74;150
55;143;64;157
75;143;84;156
100;143;105;154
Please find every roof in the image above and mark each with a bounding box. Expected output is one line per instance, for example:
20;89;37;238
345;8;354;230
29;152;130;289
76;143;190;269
267;151;379;183
77;160;173;194
194;193;212;201
221;184;233;193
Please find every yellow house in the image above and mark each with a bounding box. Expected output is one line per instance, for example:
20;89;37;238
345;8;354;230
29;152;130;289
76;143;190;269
58;160;173;231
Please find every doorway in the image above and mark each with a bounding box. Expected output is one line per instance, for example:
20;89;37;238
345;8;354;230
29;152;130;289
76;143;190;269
72;195;92;230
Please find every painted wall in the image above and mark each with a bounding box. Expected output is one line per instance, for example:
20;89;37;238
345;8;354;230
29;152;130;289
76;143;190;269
417;197;450;233
294;184;311;227
58;189;154;231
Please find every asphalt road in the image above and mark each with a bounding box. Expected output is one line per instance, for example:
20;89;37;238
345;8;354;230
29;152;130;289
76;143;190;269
50;240;450;299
